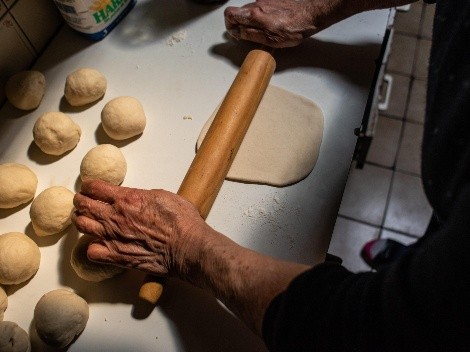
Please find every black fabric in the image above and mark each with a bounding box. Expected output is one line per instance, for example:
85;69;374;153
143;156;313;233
263;1;470;351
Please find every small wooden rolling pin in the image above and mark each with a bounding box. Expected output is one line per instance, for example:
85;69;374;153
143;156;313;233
138;49;276;304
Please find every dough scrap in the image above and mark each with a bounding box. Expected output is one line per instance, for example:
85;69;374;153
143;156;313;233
101;96;147;140
30;186;75;237
71;235;125;282
197;85;324;186
64;68;107;106
33;112;81;155
0;232;41;285
0;286;7;321
5;70;45;110
0;321;31;352
34;289;89;348
0;163;37;209
80;144;127;185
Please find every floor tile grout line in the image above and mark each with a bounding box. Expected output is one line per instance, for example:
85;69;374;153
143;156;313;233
336;214;422;240
375;11;424;239
363;160;422;179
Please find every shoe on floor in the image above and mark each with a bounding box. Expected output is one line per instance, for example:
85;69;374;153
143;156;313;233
360;238;407;270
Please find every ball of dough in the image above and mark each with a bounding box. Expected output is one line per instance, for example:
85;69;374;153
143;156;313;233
0;232;40;285
80;144;127;185
71;235;124;282
30;186;75;237
33;112;81;155
0;321;31;352
64;68;107;106
0;163;37;209
5;71;45;110
0;286;7;321
101;96;147;140
34;289;89;348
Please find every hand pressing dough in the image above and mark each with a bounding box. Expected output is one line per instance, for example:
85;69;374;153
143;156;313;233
5;70;45;110
0;321;31;352
197;85;324;186
71;235;124;282
101;96;147;140
33;112;81;155
0;232;41;285
30;186;75;237
0;286;7;321
80;144;127;185
64;68;107;106
34;289;89;348
0;163;37;209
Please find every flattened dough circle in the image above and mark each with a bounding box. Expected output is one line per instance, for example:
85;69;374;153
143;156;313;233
197;85;324;186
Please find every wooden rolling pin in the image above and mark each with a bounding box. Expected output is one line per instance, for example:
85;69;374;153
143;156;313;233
138;49;276;304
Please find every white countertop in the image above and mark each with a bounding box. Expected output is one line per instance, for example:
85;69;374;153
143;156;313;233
0;1;391;350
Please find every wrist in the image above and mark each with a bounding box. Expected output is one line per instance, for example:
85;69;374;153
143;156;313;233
169;218;220;286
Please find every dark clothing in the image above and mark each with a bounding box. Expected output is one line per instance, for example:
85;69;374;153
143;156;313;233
263;1;470;351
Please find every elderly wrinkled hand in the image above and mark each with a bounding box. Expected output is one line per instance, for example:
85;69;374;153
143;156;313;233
224;0;340;48
72;179;207;277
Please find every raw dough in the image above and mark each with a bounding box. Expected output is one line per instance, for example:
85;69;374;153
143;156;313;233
33;112;81;155
5;70;45;110
0;321;31;352
0;163;37;209
64;68;107;106
80;144;127;185
0;286;7;321
101;96;147;140
34;289;89;348
30;186;75;237
0;232;41;285
197;85;324;186
71;235;124;282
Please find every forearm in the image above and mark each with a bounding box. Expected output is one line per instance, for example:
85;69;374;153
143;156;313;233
175;225;310;335
72;180;310;335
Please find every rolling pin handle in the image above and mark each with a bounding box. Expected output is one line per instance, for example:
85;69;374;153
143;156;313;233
138;49;276;305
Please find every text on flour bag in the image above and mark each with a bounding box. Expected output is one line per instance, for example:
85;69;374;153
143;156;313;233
53;0;136;40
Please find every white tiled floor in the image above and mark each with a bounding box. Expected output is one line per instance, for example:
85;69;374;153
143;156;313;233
329;2;435;272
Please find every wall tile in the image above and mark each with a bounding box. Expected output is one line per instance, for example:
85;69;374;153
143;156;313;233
0;13;36;103
11;0;62;53
0;0;63;105
2;0;18;9
0;2;7;17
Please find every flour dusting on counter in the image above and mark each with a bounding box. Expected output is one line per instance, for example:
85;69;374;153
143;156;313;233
167;30;187;46
243;193;301;249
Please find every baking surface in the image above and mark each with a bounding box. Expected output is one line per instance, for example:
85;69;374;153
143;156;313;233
0;1;391;350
